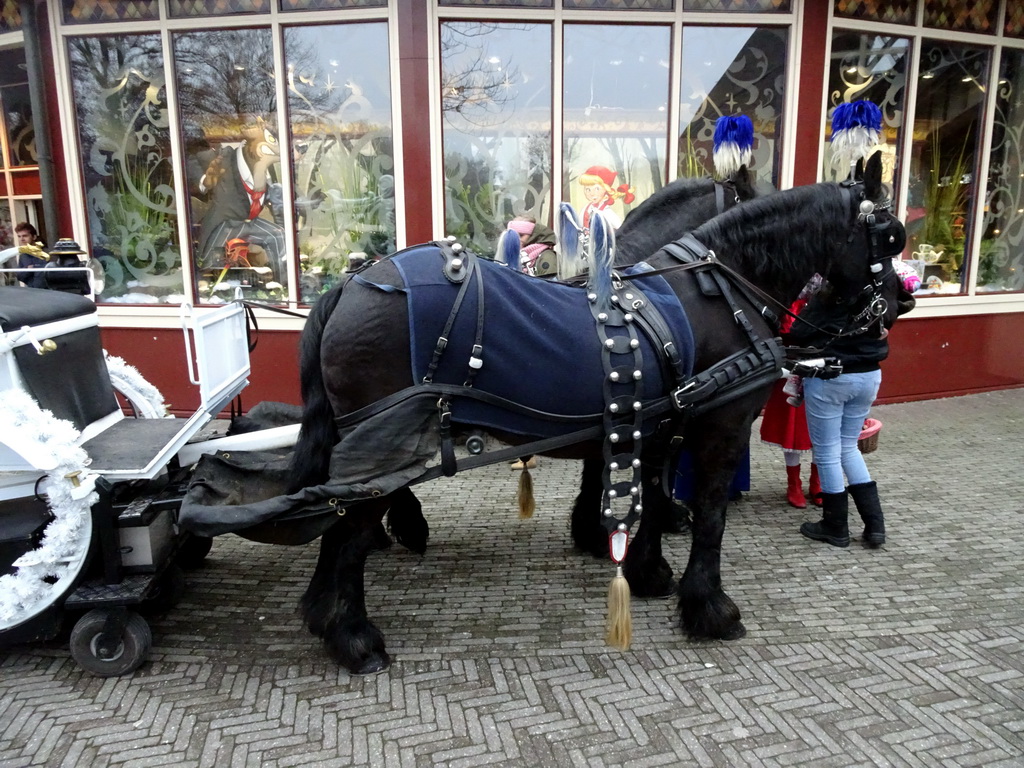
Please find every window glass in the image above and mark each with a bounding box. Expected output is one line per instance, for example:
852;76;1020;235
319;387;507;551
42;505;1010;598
440;22;552;256
67;34;184;303
823;32;909;192
922;0;997;34
832;0;916;25
678;26;787;187
169;0;270;17
563;23;670;231
62;0;160;24
3;83;34;168
284;22;396;303
173;28;288;304
977;50;1024;293
0;201;11;248
905;41;988;296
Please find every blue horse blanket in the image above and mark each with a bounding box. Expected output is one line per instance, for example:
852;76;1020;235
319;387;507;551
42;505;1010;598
359;244;696;437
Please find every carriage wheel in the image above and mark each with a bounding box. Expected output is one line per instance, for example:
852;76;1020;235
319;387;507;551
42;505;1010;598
69;609;152;677
176;533;213;569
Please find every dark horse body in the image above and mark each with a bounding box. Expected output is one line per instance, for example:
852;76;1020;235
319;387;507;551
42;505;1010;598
290;155;898;674
383;172;770;556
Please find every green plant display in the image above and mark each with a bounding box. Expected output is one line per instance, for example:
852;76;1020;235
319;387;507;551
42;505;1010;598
920;134;970;277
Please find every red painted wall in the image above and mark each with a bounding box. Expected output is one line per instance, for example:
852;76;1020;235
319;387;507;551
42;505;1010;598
101;327;301;416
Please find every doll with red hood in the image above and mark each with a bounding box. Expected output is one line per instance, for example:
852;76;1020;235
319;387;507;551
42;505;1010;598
578;165;635;232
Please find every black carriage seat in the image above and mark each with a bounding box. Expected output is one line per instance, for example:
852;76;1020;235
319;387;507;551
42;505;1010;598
1;286;250;480
0;287;119;433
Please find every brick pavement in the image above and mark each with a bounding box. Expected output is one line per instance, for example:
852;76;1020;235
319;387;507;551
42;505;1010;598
1;389;1022;767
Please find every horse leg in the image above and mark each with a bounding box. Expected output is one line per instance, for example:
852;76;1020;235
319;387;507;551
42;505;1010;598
676;415;752;641
570;457;609;558
301;501;391;674
385;487;428;555
622;453;676;598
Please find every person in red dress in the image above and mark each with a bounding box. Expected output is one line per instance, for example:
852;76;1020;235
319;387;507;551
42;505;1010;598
760;289;822;509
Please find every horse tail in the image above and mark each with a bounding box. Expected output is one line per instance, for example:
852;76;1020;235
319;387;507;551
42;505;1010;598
556;202;586;280
587;210;615;306
495;228;522;272
289;281;346;491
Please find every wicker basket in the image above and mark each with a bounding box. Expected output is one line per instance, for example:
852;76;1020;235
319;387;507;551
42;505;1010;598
858;418;882;453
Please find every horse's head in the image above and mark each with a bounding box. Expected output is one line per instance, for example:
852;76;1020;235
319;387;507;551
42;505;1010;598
824;151;907;316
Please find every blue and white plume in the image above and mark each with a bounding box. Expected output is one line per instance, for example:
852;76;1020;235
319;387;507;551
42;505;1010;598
495;227;522;272
555;201;586;280
830;100;883;177
712;115;754;178
586;210;615;308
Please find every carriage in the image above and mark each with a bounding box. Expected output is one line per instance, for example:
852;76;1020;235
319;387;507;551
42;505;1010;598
0;285;298;676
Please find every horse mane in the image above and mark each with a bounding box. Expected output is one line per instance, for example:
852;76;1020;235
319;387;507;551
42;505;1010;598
690;182;849;299
616;178;718;266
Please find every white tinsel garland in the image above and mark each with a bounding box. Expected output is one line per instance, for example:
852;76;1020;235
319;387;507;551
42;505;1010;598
105;354;169;419
0;389;96;629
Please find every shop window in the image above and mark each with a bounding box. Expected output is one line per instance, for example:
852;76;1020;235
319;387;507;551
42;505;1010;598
678;25;788;188
563;0;671;11
905;41;988;296
923;0;998;34
0;3;21;33
1007;4;1024;38
682;0;790;10
67;34;184;304
3;83;35;167
173;27;288;304
823;32;909;192
0;201;11;248
440;21;553;256
61;0;160;23
563;23;670;227
977;50;1024;293
169;0;270;17
442;0;552;7
281;0;385;8
833;0;915;25
284;22;396;303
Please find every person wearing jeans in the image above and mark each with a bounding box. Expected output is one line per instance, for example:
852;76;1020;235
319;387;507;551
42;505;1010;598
788;265;915;548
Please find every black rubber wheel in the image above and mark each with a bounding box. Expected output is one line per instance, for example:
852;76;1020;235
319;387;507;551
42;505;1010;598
176;534;213;569
69;609;152;677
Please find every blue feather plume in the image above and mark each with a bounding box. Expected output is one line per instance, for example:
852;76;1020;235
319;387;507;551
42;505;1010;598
713;115;754;178
495;228;522;272
587;211;615;307
830;100;883;176
556;202;586;279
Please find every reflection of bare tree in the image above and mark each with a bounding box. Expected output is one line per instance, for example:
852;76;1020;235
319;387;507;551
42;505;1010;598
441;23;525;128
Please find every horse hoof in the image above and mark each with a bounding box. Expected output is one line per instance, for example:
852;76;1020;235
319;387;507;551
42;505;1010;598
350;652;391;676
720;622;746;641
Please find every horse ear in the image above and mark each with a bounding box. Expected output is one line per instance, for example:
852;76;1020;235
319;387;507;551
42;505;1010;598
733;165;757;201
853;157;865;181
863;150;883;199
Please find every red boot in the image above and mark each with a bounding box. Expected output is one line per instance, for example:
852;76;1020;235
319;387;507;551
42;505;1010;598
786;465;807;509
808;463;823;507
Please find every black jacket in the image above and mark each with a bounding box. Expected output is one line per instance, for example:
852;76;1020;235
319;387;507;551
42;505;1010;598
788;269;915;374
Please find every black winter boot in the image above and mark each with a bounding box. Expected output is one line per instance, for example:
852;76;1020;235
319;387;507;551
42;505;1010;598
799;491;850;547
848;481;885;547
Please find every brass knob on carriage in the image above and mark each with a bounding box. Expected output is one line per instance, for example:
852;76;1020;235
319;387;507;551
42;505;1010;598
65;470;82;487
37;339;57;355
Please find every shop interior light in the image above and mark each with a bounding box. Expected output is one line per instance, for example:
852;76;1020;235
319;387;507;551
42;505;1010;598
921;71;935;79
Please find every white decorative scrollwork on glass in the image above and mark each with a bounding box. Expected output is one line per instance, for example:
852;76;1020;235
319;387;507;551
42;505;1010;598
678;26;788;187
285;23;396;303
978;50;1024;293
68;34;184;303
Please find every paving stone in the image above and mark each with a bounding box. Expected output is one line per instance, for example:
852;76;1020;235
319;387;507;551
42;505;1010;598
1;390;1024;766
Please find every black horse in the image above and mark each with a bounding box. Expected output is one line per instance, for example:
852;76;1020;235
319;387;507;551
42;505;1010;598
290;153;901;674
380;170;770;556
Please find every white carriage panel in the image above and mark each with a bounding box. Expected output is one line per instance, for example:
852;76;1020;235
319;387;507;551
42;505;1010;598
189;303;251;415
